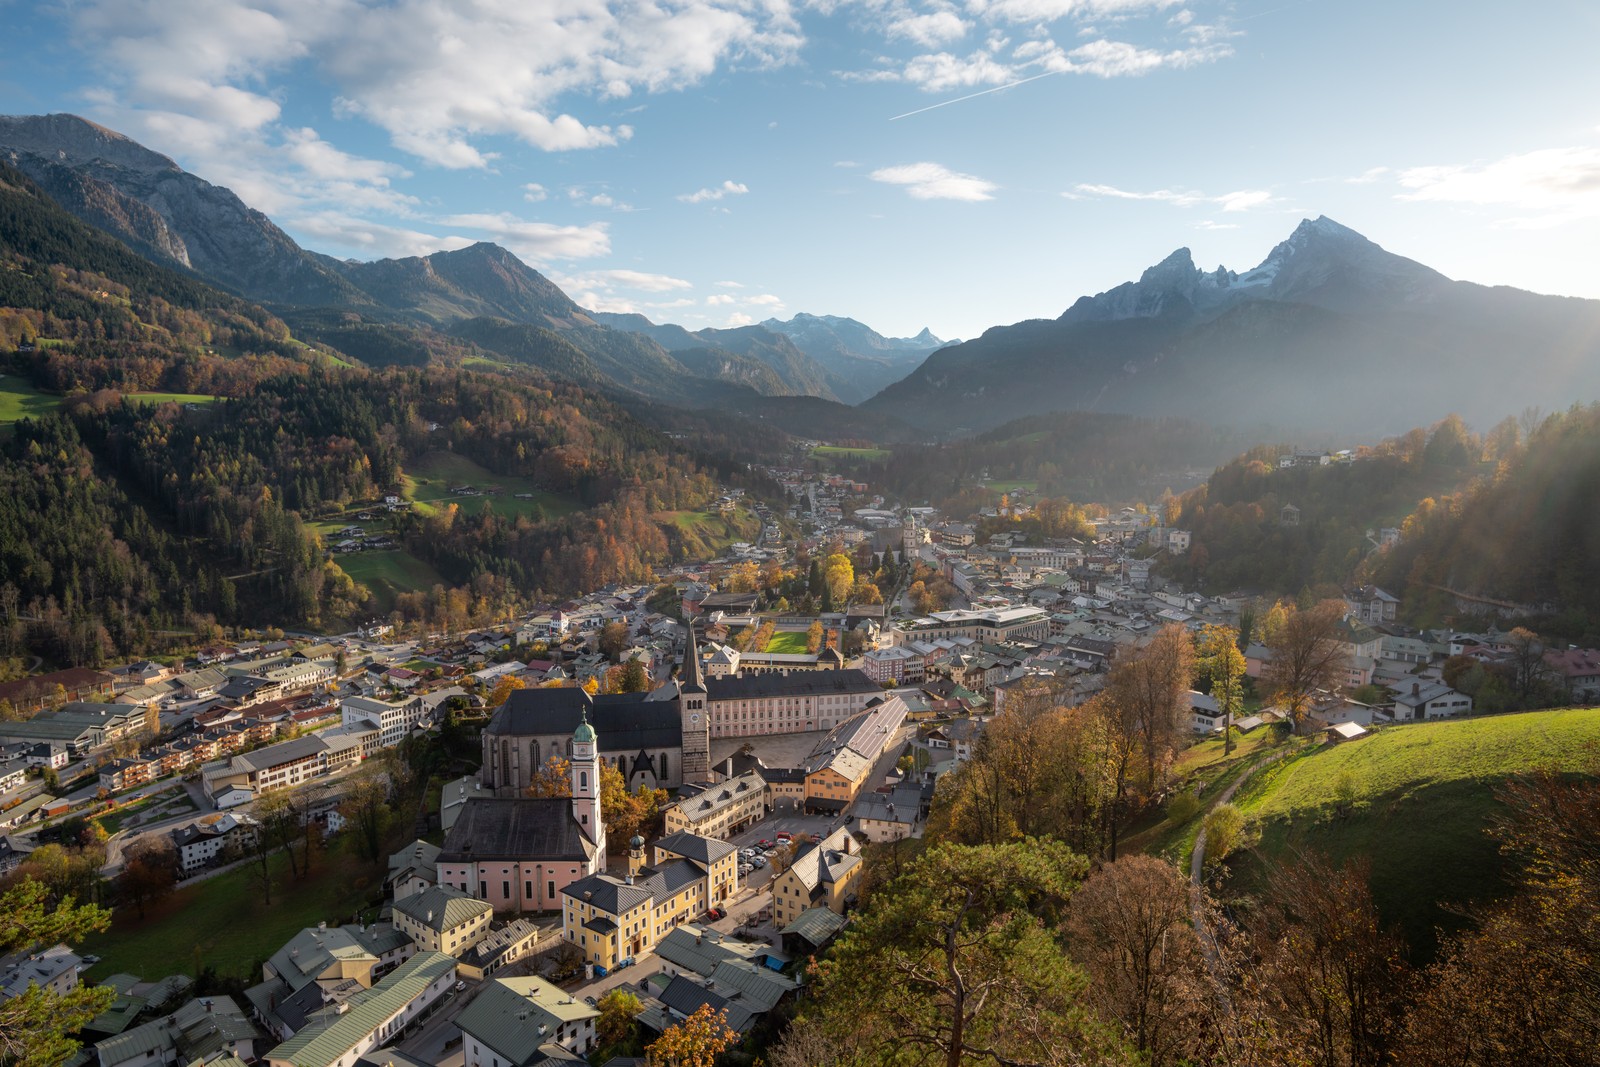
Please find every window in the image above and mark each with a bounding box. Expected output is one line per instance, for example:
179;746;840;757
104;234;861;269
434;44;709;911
503;880;511;899
549;880;556;899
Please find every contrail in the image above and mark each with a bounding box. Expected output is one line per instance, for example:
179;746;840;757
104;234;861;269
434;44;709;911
890;70;1060;121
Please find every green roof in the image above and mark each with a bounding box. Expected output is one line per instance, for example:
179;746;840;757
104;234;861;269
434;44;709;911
456;977;597;1067
393;886;491;933
780;906;847;947
265;952;456;1067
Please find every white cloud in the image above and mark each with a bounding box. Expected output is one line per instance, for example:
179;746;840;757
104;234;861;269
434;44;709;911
69;0;804;172
1395;145;1600;226
1069;183;1278;211
871;161;998;201
679;180;750;203
849;0;1232;95
726;312;755;326
714;280;745;288
436;212;612;261
595;269;693;292
888;11;972;47
1346;167;1390;185
287;212;477;259
973;0;1181;22
523;183;549;202
747;293;785;308
706;293;737;306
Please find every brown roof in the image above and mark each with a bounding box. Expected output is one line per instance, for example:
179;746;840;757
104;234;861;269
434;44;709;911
0;668;115;705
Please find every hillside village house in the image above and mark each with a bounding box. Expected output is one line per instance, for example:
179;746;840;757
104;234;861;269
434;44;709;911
456;975;598;1066
662;771;766;839
94;995;263;1067
561;832;738;971
261;951;457;1067
392;886;493;956
770;827;862;929
169;813;258;874
243;923;417;1042
1388;680;1473;720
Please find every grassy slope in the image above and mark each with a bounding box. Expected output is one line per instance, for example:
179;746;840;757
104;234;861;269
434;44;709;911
1229;708;1600;957
0;375;63;422
337;549;449;613
82;846;384;982
404;449;581;521
655;506;761;560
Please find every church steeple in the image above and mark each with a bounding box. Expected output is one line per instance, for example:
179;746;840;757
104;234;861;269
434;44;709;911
681;621;706;694
679;621;710;783
571;707;604;851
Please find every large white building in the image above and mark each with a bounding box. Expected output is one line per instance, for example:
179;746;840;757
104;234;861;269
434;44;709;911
891;606;1050;646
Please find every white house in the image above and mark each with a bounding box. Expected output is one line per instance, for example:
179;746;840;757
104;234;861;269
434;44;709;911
169;812;258;873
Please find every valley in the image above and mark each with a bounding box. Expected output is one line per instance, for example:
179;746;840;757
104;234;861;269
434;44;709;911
1;99;1599;1067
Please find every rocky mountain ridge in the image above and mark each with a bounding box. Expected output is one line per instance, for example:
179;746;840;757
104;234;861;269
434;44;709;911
863;217;1600;437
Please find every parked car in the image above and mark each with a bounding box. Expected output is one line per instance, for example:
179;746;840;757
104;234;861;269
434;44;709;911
616;956;636;970
585;996;597;1006
775;831;792;841
758;838;774;848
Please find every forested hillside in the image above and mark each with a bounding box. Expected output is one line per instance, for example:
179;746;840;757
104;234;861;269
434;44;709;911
1161;415;1503;596
1366;404;1600;641
818;411;1251;509
0;162;759;663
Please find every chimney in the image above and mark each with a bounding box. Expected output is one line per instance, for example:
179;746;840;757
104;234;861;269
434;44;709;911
1412;682;1420;696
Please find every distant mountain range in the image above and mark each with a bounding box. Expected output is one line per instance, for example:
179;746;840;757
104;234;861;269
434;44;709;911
863;216;1600;436
0;113;929;408
7;112;1599;443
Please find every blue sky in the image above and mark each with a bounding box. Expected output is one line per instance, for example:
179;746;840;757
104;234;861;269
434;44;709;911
1;0;1597;340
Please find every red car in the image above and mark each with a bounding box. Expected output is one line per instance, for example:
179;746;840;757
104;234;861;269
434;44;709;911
758;838;774;849
775;831;792;841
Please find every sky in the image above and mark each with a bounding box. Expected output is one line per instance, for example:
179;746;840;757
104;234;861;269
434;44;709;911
1;0;1598;341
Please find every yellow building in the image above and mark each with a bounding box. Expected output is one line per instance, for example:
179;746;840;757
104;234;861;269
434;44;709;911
392;885;493;956
770;827;862;929
800;698;906;815
560;831;739;970
662;771;766;839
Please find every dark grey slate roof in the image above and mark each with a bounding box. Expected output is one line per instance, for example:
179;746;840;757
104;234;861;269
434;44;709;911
654;831;736;867
706;669;879;701
562;873;653;914
639;858;704;900
655;975;755;1033
486;689;681;751
440;798;590;862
